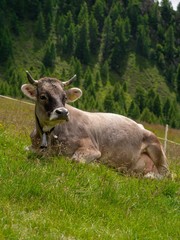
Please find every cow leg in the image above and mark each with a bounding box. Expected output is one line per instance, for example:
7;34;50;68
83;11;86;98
131;153;157;174
72;147;101;163
145;143;170;178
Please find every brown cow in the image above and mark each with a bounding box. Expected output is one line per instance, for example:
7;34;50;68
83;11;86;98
21;71;170;179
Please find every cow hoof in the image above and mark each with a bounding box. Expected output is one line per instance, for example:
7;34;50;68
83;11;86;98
144;172;163;180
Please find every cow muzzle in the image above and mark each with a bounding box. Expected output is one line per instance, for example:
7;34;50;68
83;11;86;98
50;107;69;121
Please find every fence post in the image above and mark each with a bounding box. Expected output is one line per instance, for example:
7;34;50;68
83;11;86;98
164;124;168;153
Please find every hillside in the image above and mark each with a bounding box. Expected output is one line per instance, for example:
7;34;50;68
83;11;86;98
0;95;180;239
0;0;180;128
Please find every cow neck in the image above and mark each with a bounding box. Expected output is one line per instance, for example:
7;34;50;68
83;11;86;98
35;113;54;149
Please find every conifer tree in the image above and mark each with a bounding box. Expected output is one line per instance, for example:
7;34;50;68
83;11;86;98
146;88;156;112
134;87;147;113
89;14;99;55
44;0;54;19
164;25;176;60
101;61;109;85
140;108;156;123
99;16;113;63
153;94;162;118
104;90;116;113
43;42;57;68
111;37;121;71
0;29;13;64
160;0;173;26
176;64;180;101
127;0;141;36
93;0;106;31
56;15;65;37
83;67;93;89
95;70;102;90
10;13;20;36
66;23;76;55
124;17;131;41
35;11;46;40
109;1;123;25
136;24;150;58
113;83;126;113
75;2;90;64
128;100;140;120
111;17;127;70
70;57;82;86
149;2;160;30
163;98;171;123
27;1;41;20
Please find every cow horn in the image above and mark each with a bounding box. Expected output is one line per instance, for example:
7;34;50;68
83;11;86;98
62;74;77;86
26;71;38;85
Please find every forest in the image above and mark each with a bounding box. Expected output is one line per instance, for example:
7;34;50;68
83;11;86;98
0;0;180;128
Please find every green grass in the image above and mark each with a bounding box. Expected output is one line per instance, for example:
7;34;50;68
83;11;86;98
0;97;180;239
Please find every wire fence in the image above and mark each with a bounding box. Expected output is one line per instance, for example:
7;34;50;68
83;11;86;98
1;95;180;161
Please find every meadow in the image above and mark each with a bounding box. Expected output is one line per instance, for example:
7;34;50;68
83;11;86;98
0;96;180;240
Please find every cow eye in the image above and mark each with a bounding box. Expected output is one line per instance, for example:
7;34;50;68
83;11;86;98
40;95;47;100
63;95;67;103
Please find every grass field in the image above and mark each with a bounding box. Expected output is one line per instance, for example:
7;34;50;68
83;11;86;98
0;96;180;239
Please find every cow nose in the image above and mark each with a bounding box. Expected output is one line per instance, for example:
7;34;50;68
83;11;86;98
55;108;69;117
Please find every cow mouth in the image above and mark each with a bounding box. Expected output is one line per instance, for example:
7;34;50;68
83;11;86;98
49;108;69;122
49;115;69;122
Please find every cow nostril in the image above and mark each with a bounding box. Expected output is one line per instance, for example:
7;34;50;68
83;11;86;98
55;108;69;116
56;109;63;115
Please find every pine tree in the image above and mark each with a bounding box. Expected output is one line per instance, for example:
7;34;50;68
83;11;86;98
10;13;20;36
176;64;180;101
113;83;126;113
134;87;147;113
109;1;123;25
95;69;102;90
101;61;109;85
93;0;106;31
89;14;99;55
140;108;156;124
43;42;57;68
136;24;150;58
83;67;93;89
0;29;13;64
164;25;176;60
27;0;41;20
111;17;127;70
127;0;141;36
124;17;131;41
75;2;90;64
111;37;121;71
153;94;162;118
128;100;140;120
160;0;173;26
35;11;46;40
66;23;76;55
149;2;160;30
163;98;171;123
43;0;54;19
146;88;156;112
104;90;116;113
99;16;113;63
56;15;66;37
12;0;25;20
70;57;82;87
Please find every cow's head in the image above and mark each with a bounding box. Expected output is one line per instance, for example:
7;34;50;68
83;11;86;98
21;71;82;133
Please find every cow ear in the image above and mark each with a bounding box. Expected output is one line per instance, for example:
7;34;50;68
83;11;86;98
66;88;82;102
21;84;37;100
